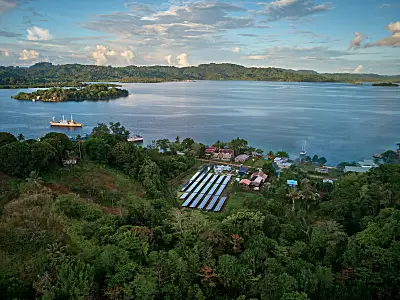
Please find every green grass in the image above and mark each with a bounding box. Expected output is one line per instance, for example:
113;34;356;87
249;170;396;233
41;160;143;206
244;158;266;168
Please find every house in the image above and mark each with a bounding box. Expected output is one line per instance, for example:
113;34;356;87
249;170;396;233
316;167;330;174
358;159;378;168
215;149;234;161
214;165;232;173
252;176;264;187
238;166;249;176
274;157;288;163
287;180;298;188
251;171;268;181
250;152;263;158
206;147;217;154
323;179;334;184
278;162;292;169
235;154;249;163
239;179;251;186
344;166;371;173
344;159;378;173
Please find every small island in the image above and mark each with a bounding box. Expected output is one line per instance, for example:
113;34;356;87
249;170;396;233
372;82;399;87
11;84;129;102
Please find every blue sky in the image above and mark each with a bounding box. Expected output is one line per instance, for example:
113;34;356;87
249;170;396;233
0;0;399;74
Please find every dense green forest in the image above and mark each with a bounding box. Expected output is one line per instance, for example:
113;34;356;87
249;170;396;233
1;62;399;88
12;84;129;102
0;126;399;300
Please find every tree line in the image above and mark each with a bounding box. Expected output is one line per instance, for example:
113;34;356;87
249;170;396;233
1;62;399;88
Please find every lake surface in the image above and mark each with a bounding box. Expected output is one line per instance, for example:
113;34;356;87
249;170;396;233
0;81;399;165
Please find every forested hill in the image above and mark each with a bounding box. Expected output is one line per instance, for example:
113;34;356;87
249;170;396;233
1;62;399;87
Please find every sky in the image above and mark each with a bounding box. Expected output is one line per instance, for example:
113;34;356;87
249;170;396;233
0;0;399;74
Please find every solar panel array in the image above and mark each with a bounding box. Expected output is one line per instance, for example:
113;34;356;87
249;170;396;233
214;197;227;212
181;166;207;192
180;166;231;212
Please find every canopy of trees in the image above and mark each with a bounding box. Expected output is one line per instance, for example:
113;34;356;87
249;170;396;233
0;126;399;300
12;84;128;101
1;62;399;88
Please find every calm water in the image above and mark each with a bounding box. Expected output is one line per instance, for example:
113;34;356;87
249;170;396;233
0;81;399;165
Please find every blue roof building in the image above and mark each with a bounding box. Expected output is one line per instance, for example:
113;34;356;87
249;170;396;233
238;166;249;176
287;180;298;187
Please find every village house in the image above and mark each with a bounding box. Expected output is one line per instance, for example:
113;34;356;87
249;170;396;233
250;152;263;158
287;180;298;188
238;165;249;176
215;149;234;161
344;159;378;173
250;171;268;187
239;179;251;187
206;147;217;157
214;165;232;174
235;154;249;163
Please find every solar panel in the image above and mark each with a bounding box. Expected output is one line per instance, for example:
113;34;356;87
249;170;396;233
222;176;231;185
214;197;227;212
215;175;225;184
190;193;205;208
200;174;218;193
206;196;219;211
198;194;212;209
180;192;189;200
207;183;220;195
182;192;198;207
214;184;226;197
192;174;212;193
195;172;207;182
181;173;201;191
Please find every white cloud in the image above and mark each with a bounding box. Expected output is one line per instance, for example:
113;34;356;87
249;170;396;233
120;49;135;64
364;21;400;48
349;32;367;50
91;45;116;65
353;65;363;73
247;55;268;60
27;26;52;41
233;47;240;53
177;53;188;67
165;54;172;65
0;50;10;57
19;49;39;60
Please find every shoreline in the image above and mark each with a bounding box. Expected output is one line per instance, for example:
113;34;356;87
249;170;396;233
2;79;400;89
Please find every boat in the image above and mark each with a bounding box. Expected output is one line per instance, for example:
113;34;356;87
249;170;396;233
373;153;382;159
300;141;307;156
50;115;82;127
127;135;144;143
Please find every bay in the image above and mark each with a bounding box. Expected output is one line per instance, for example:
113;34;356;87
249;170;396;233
0;80;399;165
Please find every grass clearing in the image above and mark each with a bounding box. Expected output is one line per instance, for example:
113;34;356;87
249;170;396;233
244;158;266;169
42;160;143;206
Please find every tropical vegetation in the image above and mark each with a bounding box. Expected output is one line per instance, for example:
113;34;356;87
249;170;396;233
1;62;399;88
0;125;399;300
12;84;129;102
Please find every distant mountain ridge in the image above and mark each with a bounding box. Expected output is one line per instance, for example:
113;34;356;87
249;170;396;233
0;62;399;87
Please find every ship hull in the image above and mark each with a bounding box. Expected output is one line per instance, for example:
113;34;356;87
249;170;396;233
50;122;82;127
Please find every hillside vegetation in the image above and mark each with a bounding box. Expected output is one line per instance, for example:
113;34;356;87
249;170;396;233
1;62;399;88
12;84;129;102
0;127;399;300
